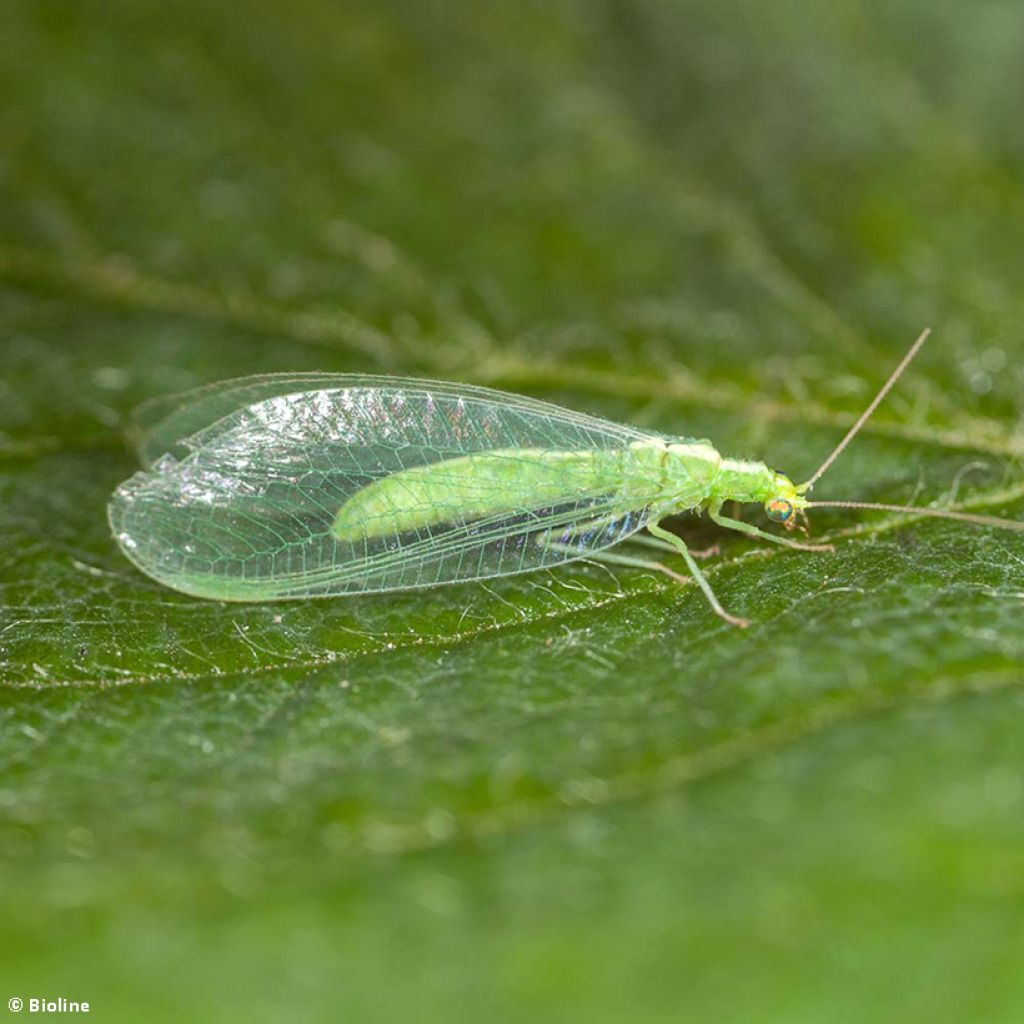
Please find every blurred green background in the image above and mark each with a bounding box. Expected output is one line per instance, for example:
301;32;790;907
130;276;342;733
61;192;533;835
3;1;1024;1021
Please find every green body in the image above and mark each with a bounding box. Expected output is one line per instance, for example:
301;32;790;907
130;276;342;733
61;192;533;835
332;439;783;542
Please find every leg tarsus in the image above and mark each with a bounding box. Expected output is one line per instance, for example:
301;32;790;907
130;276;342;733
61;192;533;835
688;542;721;560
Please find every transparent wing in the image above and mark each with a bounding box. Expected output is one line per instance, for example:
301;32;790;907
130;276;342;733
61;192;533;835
132;373;657;467
134;373;363;468
110;379;672;601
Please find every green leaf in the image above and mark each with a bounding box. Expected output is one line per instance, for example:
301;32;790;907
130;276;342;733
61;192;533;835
3;1;1024;1021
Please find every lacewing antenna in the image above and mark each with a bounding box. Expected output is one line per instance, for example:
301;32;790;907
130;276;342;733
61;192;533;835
805;500;1024;533
801;327;1022;533
800;327;932;492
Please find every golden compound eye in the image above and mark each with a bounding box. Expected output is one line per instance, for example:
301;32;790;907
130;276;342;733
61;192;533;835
765;498;794;524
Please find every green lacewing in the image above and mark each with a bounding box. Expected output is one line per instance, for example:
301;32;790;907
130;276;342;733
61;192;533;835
109;330;1023;626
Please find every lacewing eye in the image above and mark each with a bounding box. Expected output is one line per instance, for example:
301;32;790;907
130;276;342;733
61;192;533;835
765;498;794;523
